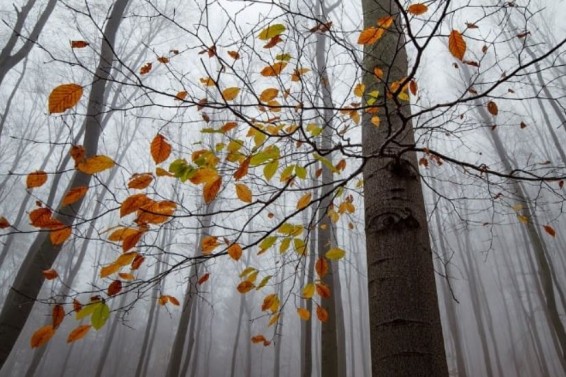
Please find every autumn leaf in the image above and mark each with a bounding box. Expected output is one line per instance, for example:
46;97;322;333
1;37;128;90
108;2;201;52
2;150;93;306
0;217;10;229
26;171;48;189
118;272;135;281
449;30;466;61
62;186;88;206
198;273;210;285
227;243;243;261
251;334;267;343
316;305;329;322
202;235;219;254
297;307;310;320
67;325;91;343
52;304;65;329
49;84;83;114
315;257;329;278
168;296;180;306
234;157;250;180
260;88;279;102
50;226;72;245
297;193;312;210
316;282;331;298
408;3;428;15
30;325;55;348
409;80;418;96
175;91;188;100
353;83;365;97
237;280;255;294
70;145;86;163
291;67;310;81
107;280;122;296
325;247;345;261
131;254;145;270
128;173;154;189
120;194;152;217
203;176;222;203
91;302;110;330
151;134;172;164
100;263;121;278
258;24;286;40
235;183;252;203
42;269;59;280
302;283;315;299
223;87;240;101
543;225;556;238
487;101;498;116
261;62;287;77
228;50;240;59
71;40;89;48
77;155;115;174
139;62;152;75
157;56;169;64
264;35;283;49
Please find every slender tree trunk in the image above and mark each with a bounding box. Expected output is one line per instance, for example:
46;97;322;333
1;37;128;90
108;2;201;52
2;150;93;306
0;1;130;369
360;2;448;376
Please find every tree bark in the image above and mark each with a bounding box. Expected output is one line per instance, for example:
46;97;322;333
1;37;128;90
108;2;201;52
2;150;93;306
361;2;448;376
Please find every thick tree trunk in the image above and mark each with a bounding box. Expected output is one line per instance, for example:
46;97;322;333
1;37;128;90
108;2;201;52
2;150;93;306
0;1;130;369
360;2;448;376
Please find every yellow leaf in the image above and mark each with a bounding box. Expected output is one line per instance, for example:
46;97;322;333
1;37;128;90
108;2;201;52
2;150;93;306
235;183;252;203
297;307;310;320
353;83;365;97
302;283;315;299
261;294;278;311
517;214;529;224
67;325;91;343
77;155;115;174
116;252;138;267
268;313;279;327
100;263;121;278
259;88;279;102
189;168;219;185
297;193;312;210
258;24;286;40
62;186;88;206
371;116;381;127
408;3;428;15
200;77;215;86
26;171;48;189
291;67;310;81
325;247;345;261
151;134;172;164
30;325;55;348
223;87;240;101
48;84;83;114
227;243;243;261
449;30;466;61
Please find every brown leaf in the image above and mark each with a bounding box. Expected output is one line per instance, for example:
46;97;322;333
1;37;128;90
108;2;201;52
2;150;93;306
543;225;556;238
49;84;83;114
128;173;154;190
150;134;172;164
107;280;122;296
139;62;152;75
70;145;86;163
157;56;170;64
198;273;210;285
131;254;145;270
43;269;59;280
316;305;328;322
315;257;329;278
487;101;498;116
71;40;89;48
52;304;65;329
203;176;222;204
263;35;283;49
228;50;240;59
448;30;466;61
0;216;10;229
316;282;331;298
227;243;243;261
27;171;48;189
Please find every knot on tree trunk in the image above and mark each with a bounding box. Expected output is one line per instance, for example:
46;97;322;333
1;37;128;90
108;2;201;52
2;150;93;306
369;207;420;232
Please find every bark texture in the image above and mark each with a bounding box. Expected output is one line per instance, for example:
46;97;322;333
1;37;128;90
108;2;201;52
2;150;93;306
360;1;448;376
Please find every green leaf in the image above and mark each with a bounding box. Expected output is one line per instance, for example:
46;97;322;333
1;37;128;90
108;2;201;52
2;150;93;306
76;303;98;320
295;165;307;179
325;247;346;261
258;24;286;40
259;236;277;253
278;223;303;236
275;53;292;61
314;153;338;173
306;123;323;137
293;238;306;255
91;302;110;330
256;275;272;290
279;238;291;254
169;159;195;182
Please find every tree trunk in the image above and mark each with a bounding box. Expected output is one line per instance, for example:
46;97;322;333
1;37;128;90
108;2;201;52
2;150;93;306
360;2;448;376
0;1;130;369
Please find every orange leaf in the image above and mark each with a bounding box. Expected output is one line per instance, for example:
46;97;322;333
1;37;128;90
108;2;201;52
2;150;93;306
107;280;122;296
251;335;267;344
543;225;556;238
42;269;59;280
0;216;10;229
201;235;219;255
100;263;121;278
156;167;174;177
26;171;48;189
261;62;287;77
315;257;329;278
198;273;210;285
234;157;250;180
487;101;498;116
30;325;55;348
67;325;91;343
118;272;135;281
448;30;466;61
131;254;145;270
235;183;252;203
116;252;139;267
77;155;115;174
122;230;144;252
70;40;89;48
408;3;428;15
316;305;328;322
297;307;310;320
260;88;279;102
237;280;255;294
62;186;88;206
151;134;172;164
128;173;154;189
373;66;384;79
137;200;176;225
228;50;240;59
297;193;312;210
203;176;222;204
221;122;238;133
227;243;243;261
48;84;83;114
175;91;188;101
120;194;152;217
316;282;331;298
263;35;283;49
50;226;71;245
108;227;140;241
158;295;169;305
140;62;152;75
52;304;65;329
168;296;180;306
